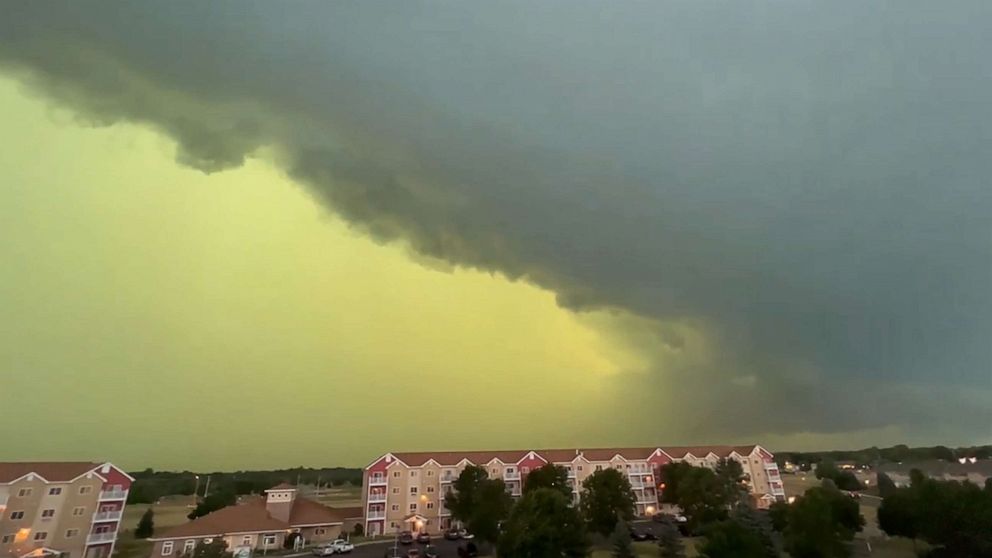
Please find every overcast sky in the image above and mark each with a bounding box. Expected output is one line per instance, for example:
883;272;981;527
1;1;990;469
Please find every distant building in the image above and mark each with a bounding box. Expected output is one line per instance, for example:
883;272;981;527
361;445;785;536
0;461;133;558
147;484;357;558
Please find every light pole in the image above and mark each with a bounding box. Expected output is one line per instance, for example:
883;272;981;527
193;475;201;504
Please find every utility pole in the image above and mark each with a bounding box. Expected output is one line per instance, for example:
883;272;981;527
203;475;211;499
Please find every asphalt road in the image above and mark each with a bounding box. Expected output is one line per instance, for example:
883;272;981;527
325;537;481;558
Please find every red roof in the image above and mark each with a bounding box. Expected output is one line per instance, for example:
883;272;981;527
151;493;348;540
385;445;762;467
0;462;104;483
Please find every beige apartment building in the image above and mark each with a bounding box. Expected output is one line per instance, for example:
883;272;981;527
0;462;133;558
147;484;359;558
361;445;785;536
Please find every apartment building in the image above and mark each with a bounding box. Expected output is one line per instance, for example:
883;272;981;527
147;484;358;558
361;445;785;536
0;462;133;558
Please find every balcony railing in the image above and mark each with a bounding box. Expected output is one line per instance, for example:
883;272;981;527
368;493;387;503
503;471;520;481
629;479;644;489
368;476;387;485
98;489;127;501
93;510;122;522
87;532;117;545
367;510;386;520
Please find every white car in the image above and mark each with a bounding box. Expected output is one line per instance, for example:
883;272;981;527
312;540;354;556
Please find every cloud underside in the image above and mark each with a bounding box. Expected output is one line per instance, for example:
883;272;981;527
2;2;990;446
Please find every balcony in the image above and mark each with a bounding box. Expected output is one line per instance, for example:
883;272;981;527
98;489;127;501
367;510;386;520
87;532;117;545
93;510;122;522
368;493;387;503
368;476;387;486
567;470;576;479
503;471;520;481
628;479;644;489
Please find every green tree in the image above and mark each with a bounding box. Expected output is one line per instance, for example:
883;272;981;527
185;539;231;558
469;477;514;544
444;465;489;524
497;488;588;558
659;464;729;531
714;458;748;506
767;501;789;532
732;505;778;558
187;488;236;520
698;520;768;558
523;464;571;499
876;472;897;498
134;508;154;539
814;461;839;481
610;519;635;558
656;516;685;558
783;485;864;558
579;468;636;536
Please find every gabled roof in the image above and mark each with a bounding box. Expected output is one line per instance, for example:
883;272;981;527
380;445;767;468
150;490;348;540
0;462;104;483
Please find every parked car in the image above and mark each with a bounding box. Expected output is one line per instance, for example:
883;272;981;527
629;528;656;542
399;532;414;545
416;532;431;544
456;529;474;540
329;540;354;554
444;528;461;541
423;545;439;558
312;546;336;557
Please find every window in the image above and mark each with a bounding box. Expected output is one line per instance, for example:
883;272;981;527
595;465;603;471
389;522;397;529
507;467;515;473
409;487;418;495
17;488;32;498
80;486;93;495
66;529;79;538
409;503;417;512
9;511;24;520
34;532;48;541
426;470;433;476
2;535;14;544
410;471;417;477
314;528;326;536
263;535;277;546
48;487;63;496
72;507;86;516
41;509;55;518
391;505;399;511
241;536;252;546
392;471;401;478
162;542;174;555
426;486;435;493
577;466;583;472
183;541;195;554
521;467;530;474
391;488;400;494
426;502;434;510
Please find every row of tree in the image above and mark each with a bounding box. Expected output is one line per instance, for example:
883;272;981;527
877;470;992;557
779;444;992;468
126;467;363;505
442;458;865;558
813;461;863;492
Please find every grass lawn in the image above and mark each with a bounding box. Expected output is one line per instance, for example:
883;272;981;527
590;540;701;558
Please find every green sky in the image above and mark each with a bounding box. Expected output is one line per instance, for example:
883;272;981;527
0;76;649;469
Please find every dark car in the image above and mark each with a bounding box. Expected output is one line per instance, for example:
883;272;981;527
444;528;461;541
456;542;478;558
399;531;414;545
629;528;650;542
416;532;431;544
423;545;439;558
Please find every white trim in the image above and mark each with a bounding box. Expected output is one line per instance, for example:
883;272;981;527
485;458;505;466
289;522;343;528
148;534;223;542
517;451;548;465
610;454;628;463
365;453;406;470
455;458;474;467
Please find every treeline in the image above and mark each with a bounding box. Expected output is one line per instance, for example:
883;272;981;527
127;467;363;504
778;444;992;467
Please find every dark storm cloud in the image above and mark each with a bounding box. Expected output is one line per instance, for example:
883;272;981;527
2;1;990;443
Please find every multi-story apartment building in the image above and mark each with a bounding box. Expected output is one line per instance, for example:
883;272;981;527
0;462;133;558
361;445;785;537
